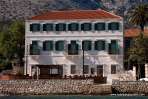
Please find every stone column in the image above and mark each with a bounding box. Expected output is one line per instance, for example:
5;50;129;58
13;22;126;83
133;66;136;80
145;64;148;78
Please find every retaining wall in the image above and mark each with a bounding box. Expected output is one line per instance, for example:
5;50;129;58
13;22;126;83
112;81;148;95
0;79;111;95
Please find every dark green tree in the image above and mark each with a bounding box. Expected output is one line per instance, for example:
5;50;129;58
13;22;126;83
128;33;148;79
0;20;25;68
128;4;148;31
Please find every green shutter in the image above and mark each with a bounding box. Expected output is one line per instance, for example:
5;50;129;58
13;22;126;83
43;23;54;31
68;23;79;31
95;40;105;51
55;41;64;51
68;41;79;55
30;24;40;32
43;41;53;51
30;41;40;55
56;23;66;31
82;41;92;51
81;23;92;31
110;40;119;54
94;23;105;31
108;22;119;30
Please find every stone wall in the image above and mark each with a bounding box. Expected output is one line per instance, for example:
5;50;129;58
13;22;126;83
0;79;111;95
112;81;148;95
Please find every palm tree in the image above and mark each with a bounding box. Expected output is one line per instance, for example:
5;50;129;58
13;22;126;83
128;4;148;32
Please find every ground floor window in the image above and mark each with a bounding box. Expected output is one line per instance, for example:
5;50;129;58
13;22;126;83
83;65;89;74
111;65;117;74
49;68;58;74
97;65;103;76
71;65;76;74
91;68;95;75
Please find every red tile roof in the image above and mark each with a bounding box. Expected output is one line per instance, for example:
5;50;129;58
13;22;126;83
125;28;148;37
30;9;122;20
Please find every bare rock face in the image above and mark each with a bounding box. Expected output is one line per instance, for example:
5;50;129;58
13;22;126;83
0;0;102;21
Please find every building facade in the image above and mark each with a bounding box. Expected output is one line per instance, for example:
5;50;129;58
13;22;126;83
25;9;124;83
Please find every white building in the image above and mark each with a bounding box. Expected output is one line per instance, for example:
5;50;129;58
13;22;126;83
25;9;124;83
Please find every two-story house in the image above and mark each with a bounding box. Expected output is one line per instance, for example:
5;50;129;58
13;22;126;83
25;9;124;83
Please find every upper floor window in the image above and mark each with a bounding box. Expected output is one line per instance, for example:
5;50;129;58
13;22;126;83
30;23;40;32
68;23;79;31
108;22;120;30
94;40;105;51
68;41;79;55
30;41;40;55
109;40;119;54
43;23;54;31
43;41;54;51
94;23;105;31
82;40;92;51
55;40;65;51
81;23;92;31
55;23;66;31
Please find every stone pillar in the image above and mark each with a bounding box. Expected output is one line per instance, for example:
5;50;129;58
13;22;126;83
145;64;148;78
133;66;136;80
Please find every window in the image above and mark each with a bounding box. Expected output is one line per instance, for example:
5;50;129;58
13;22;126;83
109;40;119;54
71;65;76;74
55;41;65;51
111;65;116;74
97;65;103;76
30;23;40;32
91;68;95;75
68;41;79;55
108;22;120;30
55;23;66;31
82;40;92;51
83;65;89;74
81;23;92;31
94;40;105;51
68;23;79;31
94;23;105;31
43;23;54;31
30;41;40;55
43;41;53;51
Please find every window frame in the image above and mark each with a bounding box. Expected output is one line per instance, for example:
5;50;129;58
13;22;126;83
82;40;92;51
30;23;40;32
55;23;66;31
111;65;117;74
55;40;65;51
108;22;120;31
81;23;92;31
71;65;76;74
43;23;54;31
94;40;106;51
43;40;54;51
94;22;106;31
68;23;79;31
